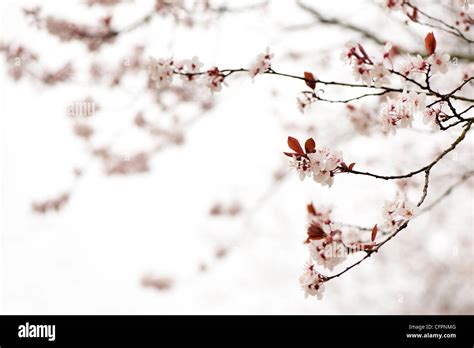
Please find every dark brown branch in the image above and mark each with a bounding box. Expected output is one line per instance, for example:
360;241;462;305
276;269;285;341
296;0;474;62
175;68;474;103
348;121;473;180
404;2;474;44
327;168;473;280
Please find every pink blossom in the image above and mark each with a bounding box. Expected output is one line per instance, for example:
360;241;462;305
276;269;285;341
248;47;274;78
289;147;343;187
423;107;441;129
382;195;418;230
308;230;347;271
380;91;427;134
299;262;326;299
296;93;317;114
427;53;451;74
205;67;225;92
179;56;203;83
148;57;175;86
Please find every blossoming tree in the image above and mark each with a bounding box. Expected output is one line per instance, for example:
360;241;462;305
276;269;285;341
1;0;472;305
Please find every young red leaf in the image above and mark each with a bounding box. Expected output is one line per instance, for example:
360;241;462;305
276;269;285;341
303;71;316;90
425;32;436;56
362;243;375;251
348;162;356;171
371;224;378;242
287;136;304;155
307;202;317;216
304;138;316;153
306;222;327;243
408;6;418;22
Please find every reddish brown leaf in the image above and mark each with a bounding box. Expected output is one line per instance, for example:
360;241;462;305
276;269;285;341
408;7;418;22
304;138;316;153
283;151;295;157
425;32;436;56
287;136;304;155
303;71;316;90
348;162;356;171
362;243;375;251
371;224;378;242
307;202;316;215
306;222;327;243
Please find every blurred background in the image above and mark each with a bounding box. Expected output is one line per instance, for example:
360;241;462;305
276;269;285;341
0;0;473;314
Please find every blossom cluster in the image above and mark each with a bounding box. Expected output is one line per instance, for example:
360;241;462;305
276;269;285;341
147;49;274;92
307;223;347;272
148;57;175;86
398;54;428;81
380;90;426;134
300;194;419;299
147;56;226;92
398;52;450;81
382;194;418;230
248;47;274;78
299;262;326;299
399;31;450;81
341;42;392;87
422;105;444;129
300;203;365;299
296;92;317;114
299;203;334;299
342;39;450;90
378;33;454;134
285;137;344;187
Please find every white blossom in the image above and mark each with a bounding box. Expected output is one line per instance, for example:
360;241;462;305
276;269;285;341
248;47;274;78
380;91;427;134
296;93;317;114
289;155;313;180
352;64;372;85
341;227;363;246
179;56;203;83
308;230;347;271
423;107;441;129
408;91;426;112
299;263;326;299
205;67;225;92
382;195;418;230
308;149;343;187
370;62;391;87
427;53;451;74
148;57;175;86
340;42;358;63
398;54;427;83
288;145;343;187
